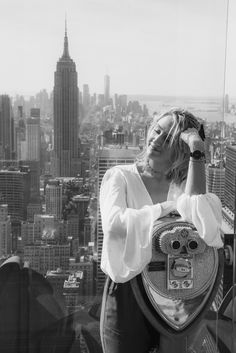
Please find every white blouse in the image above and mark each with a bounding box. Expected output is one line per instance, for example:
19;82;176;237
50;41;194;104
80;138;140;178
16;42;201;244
100;164;223;283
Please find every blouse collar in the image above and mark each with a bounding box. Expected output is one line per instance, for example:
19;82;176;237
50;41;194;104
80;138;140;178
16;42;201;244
133;163;184;204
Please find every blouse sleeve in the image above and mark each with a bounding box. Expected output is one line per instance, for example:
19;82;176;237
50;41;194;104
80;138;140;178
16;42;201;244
100;167;175;283
176;192;223;248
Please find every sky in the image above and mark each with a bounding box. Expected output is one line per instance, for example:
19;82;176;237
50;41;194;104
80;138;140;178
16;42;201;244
0;0;235;98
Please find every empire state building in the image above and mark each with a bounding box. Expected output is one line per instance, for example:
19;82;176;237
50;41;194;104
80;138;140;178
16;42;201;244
53;25;79;177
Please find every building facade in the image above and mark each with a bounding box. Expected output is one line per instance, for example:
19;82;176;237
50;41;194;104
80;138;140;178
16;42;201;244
104;75;110;106
206;164;225;205
0;95;14;159
23;243;70;274
0;204;11;256
82;84;90;111
224;145;236;213
69;258;94;297
19;159;41;204
45;179;63;219
46;268;72;299
26;117;40;161
63;271;84;314
0;168;30;221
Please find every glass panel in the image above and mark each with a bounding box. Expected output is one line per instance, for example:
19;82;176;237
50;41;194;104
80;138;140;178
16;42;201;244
0;0;234;352
128;1;233;352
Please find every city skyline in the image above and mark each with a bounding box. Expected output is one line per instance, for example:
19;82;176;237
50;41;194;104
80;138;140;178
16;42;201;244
1;0;235;98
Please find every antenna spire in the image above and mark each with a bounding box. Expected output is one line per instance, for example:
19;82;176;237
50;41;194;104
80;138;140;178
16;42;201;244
65;13;67;36
62;14;70;58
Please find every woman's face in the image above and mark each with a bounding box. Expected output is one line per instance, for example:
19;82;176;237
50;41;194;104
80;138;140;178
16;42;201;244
146;114;175;163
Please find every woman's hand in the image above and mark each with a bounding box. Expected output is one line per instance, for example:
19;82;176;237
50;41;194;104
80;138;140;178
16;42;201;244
180;127;205;152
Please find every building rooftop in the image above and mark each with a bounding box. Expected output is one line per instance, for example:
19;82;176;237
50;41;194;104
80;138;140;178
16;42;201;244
46;268;71;277
63;271;83;288
98;146;141;159
34;214;56;220
0;169;28;175
46;179;61;187
55;177;77;182
24;243;70;248
26;117;40;124
72;195;90;202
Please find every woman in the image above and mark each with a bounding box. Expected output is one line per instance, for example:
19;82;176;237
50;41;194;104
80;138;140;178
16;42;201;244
99;108;223;353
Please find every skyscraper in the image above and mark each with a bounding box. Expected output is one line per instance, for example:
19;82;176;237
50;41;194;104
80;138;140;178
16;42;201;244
82;84;90;111
222;145;236;231
26;112;40;161
45;179;63;219
206;164;225;205
53;23;79;177
0;204;11;256
104;75;110;106
16;107;26;161
224;94;229;113
0;168;30;221
224;145;236;213
19;160;41;203
0;95;14;159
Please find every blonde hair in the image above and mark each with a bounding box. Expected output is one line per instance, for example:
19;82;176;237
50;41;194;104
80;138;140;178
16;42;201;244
138;108;204;185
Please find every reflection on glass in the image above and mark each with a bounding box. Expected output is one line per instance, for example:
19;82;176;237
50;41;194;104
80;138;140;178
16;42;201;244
0;0;234;351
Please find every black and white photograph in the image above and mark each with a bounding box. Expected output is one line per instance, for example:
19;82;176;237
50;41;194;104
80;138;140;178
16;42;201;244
0;0;235;352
